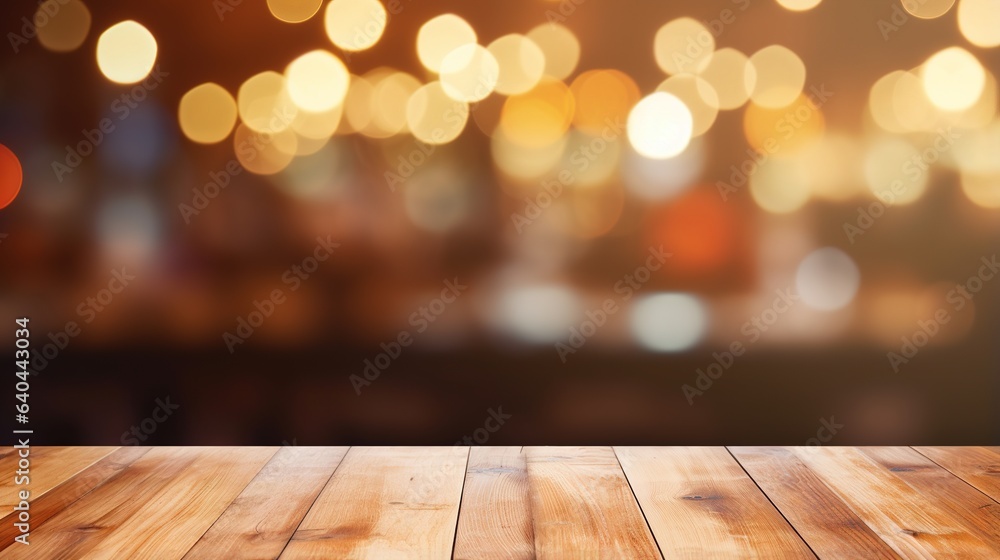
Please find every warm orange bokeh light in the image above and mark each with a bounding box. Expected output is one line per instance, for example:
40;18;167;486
0;144;23;210
570;69;640;136
646;188;737;274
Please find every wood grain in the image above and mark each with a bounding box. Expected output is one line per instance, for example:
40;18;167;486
792;446;999;558
914;446;1000;503
0;447;116;511
0;446;149;552
730;446;898;559
2;447;275;560
526;446;660;559
616;447;813;559
280;446;469;560
183;446;348;560
859;447;1000;554
453;446;534;560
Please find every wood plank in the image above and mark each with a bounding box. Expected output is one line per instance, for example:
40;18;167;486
0;447;117;510
279;446;469;560
914;446;1000;503
183;446;348;560
4;447;275;560
453;446;534;560
0;447;205;559
859;447;1000;553
0;447;58;510
729;447;899;559
526;446;660;559
0;446;150;552
616;447;813;559
792;446;999;558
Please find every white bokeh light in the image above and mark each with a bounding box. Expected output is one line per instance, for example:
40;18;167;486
795;248;860;311
629;293;708;352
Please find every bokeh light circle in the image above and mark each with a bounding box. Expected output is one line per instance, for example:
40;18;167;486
285;50;350;112
795;248;860;311
630;293;708;352
324;0;387;51
96;20;158;84
178;83;238;144
417;14;476;73
627;92;693;159
36;0;91;53
0;145;23;211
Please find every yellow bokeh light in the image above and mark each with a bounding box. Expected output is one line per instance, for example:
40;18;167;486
749;157;810;213
891;70;936;131
868;71;909;133
951;121;1000;175
797;134;864;201
267;0;323;23
35;0;91;53
653;18;714;75
657;74;719;137
696;47;755;110
526;23;580;80
570;69;640;136
863;137;929;205
96;20;157;84
491;129;566;181
343;74;375;134
901;0;955;18
743;94;825;154
921;47;985;112
324;0;386;51
417;14;476;73
406;82;469;144
958;0;1000;48
488;34;546;96
178;83;238;144
234;123;297;175
371;71;421;136
948;70;997;128
500;78;575;148
440;44;499;102
285;50;350;113
747;45;805;109
627;92;693;159
238;71;298;133
291;104;344;140
776;0;823;10
961;172;1000;208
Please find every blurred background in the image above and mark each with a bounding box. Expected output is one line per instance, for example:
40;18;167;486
1;0;999;445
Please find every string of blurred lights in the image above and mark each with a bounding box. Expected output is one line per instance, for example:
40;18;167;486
1;0;999;355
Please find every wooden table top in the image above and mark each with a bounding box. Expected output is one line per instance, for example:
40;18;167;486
0;446;998;558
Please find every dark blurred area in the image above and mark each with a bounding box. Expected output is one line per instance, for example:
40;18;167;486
1;0;998;445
